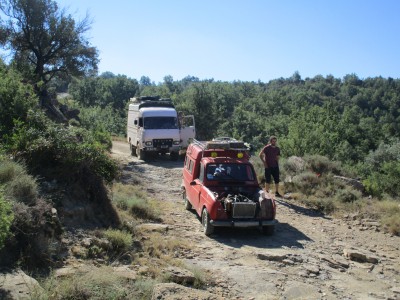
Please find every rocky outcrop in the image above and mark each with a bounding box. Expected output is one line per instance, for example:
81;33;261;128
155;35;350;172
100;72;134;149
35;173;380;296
0;269;42;300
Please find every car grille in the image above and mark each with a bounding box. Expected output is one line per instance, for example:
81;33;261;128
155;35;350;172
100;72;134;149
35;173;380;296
153;139;173;147
232;202;256;218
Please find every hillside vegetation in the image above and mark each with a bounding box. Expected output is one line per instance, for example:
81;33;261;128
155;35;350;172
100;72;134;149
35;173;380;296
0;0;399;293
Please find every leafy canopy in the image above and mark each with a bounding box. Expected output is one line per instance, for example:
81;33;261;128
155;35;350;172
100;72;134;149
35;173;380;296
0;0;98;91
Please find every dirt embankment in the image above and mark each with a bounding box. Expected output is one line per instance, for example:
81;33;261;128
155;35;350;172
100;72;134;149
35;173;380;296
112;140;400;300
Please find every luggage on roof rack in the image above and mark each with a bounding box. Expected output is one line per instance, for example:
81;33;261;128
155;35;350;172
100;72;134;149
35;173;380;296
129;96;175;109
192;139;248;151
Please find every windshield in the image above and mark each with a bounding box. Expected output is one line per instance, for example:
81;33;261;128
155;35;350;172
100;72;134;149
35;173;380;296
144;117;178;129
206;163;255;181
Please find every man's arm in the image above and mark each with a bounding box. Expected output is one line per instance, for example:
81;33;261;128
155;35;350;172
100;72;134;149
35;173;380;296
259;148;268;168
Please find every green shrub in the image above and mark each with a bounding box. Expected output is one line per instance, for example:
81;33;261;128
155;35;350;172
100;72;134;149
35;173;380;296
5;174;38;205
103;229;132;252
0;65;38;136
304;154;342;175
292;171;320;195
5;112;118;183
0;160;25;183
0;191;13;250
334;187;362;203
112;183;160;221
363;161;400;198
282;156;306;176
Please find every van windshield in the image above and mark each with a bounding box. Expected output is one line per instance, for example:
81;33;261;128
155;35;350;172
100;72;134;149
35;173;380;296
206;163;255;181
144;117;178;129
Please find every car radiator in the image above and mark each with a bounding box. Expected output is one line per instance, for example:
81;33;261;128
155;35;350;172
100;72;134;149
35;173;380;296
232;202;257;218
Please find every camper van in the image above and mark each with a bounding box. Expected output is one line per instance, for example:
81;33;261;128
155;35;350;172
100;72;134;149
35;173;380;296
127;96;195;160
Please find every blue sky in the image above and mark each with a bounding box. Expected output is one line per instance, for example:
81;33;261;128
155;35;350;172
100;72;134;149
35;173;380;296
57;0;400;83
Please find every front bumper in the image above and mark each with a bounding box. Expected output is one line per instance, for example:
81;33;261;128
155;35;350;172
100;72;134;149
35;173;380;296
210;219;278;228
144;145;180;152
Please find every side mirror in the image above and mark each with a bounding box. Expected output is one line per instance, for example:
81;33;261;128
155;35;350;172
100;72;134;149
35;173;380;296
134;120;138;125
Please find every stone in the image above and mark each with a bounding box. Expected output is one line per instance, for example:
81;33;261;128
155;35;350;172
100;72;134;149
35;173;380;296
151;282;222;300
137;223;169;233
164;266;195;284
303;264;320;275
343;248;380;264
113;266;137;281
392;286;400;294
0;269;43;300
257;252;287;262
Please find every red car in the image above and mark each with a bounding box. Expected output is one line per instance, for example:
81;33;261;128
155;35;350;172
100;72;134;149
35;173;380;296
181;139;277;235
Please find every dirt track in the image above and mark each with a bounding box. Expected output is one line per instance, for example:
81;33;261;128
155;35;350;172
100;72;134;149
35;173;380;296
112;140;400;300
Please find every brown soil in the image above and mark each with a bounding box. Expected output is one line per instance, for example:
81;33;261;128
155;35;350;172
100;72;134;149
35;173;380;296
112;140;400;300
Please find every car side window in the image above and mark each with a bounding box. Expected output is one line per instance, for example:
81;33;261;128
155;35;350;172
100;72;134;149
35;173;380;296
188;159;194;174
199;162;204;182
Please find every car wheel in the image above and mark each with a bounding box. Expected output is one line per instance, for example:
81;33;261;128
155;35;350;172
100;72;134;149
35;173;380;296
202;208;214;236
170;151;179;161
261;225;275;236
131;144;137;156
137;147;146;160
182;190;192;210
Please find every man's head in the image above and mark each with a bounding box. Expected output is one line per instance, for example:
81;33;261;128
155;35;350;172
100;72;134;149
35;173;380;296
269;136;277;144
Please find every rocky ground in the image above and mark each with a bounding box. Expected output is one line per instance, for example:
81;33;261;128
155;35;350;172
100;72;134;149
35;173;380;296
112;140;400;300
1;141;399;300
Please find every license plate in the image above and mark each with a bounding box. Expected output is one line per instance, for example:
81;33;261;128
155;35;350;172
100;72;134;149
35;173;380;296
161;145;168;149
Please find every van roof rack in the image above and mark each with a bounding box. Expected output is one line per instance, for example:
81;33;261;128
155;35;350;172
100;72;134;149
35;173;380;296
130;96;175;108
192;139;248;151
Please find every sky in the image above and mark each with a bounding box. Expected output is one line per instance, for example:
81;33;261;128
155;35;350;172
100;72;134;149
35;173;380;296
56;0;400;83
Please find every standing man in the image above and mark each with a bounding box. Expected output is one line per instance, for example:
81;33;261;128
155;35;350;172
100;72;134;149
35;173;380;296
259;136;281;197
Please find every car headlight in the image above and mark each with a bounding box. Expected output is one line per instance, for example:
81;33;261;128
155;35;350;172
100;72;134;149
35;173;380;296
173;141;180;145
145;141;152;146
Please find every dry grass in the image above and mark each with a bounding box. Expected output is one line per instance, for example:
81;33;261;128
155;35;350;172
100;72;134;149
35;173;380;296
112;183;160;221
32;266;150;300
357;198;400;235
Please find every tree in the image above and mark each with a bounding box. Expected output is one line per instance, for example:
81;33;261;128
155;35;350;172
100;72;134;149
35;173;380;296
0;0;98;104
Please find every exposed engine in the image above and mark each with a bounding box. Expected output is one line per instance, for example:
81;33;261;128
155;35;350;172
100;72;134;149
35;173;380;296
215;189;259;218
213;187;274;219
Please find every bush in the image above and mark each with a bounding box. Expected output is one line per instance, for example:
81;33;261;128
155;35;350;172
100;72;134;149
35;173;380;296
360;141;400;198
0;65;38;136
103;229;132;253
282;156;306;176
5;174;38;205
0;191;13;250
5;112;118;183
292;171;320;195
112;183;160;221
0;160;26;183
304;154;342;175
334;187;362;203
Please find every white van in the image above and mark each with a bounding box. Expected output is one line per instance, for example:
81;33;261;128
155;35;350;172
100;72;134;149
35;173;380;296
127;96;195;160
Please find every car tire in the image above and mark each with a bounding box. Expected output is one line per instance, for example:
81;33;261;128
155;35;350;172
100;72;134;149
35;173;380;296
137;147;146;160
202;208;214;236
131;144;137;156
261;225;275;236
182;190;192;210
170;151;179;161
